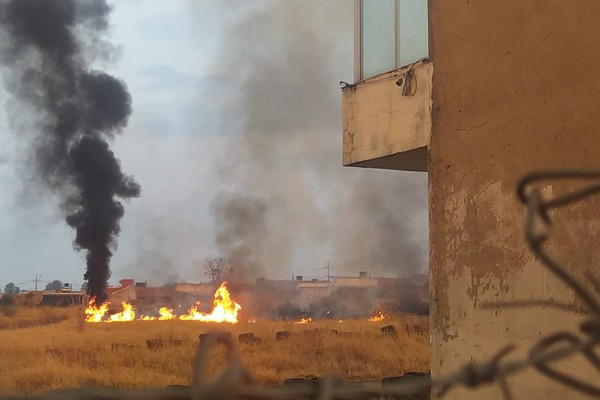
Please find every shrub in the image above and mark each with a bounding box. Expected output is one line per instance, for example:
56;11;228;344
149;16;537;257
0;295;16;307
1;305;16;317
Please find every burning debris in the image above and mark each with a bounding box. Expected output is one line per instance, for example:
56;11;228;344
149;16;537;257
85;282;241;323
0;0;140;305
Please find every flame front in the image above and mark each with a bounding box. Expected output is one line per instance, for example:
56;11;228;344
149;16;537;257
368;311;386;322
108;302;136;322
295;317;313;324
85;300;135;323
84;297;109;323
141;307;174;321
85;282;241;324
179;282;241;323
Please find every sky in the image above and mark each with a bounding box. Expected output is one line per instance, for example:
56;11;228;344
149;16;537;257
0;1;428;291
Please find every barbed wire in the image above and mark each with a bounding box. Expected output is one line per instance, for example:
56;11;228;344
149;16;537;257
3;169;600;400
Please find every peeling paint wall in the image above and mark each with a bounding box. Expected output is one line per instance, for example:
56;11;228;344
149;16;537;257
342;62;432;171
429;1;600;398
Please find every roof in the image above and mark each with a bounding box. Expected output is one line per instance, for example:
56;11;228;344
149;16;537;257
110;286;135;295
107;286;125;294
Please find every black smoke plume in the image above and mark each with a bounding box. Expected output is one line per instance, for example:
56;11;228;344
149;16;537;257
0;0;140;305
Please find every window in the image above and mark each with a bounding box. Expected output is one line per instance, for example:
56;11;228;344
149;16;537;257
357;0;429;81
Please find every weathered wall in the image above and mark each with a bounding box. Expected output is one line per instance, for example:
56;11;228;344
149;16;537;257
342;62;432;171
429;1;600;398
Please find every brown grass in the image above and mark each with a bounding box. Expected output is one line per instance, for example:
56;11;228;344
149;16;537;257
0;309;429;396
0;306;72;330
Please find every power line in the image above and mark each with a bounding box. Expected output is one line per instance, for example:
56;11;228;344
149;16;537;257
262;267;328;276
14;280;36;285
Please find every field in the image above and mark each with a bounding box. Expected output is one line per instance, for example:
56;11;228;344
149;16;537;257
0;307;429;396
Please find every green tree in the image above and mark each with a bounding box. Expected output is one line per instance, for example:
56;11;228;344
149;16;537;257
4;282;20;295
44;280;63;292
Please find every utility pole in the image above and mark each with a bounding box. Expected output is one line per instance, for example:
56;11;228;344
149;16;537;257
35;273;41;291
327;261;330;283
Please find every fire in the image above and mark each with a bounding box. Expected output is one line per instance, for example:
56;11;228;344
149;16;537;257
295;317;313;324
179;282;241;323
141;307;175;321
84;282;241;324
159;307;175;320
368;311;386;322
85;300;136;323
84;298;109;323
109;302;136;322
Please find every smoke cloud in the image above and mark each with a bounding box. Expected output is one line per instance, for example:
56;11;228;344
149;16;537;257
0;0;139;304
212;192;270;281
194;1;428;279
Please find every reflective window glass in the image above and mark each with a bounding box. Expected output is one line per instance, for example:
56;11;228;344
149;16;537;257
359;0;429;80
361;0;396;79
397;0;429;67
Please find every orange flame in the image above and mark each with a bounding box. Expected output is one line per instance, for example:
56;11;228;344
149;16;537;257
159;307;175;320
141;307;175;321
85;282;241;324
85;300;136;323
84;297;109;323
294;317;313;324
179;282;241;323
368;311;386;322
108;302;136;322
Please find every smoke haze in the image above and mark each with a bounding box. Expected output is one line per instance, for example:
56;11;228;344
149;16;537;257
0;1;427;288
0;0;139;304
195;1;428;279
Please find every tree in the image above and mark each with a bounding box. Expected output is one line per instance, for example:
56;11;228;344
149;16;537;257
204;257;230;284
4;282;20;295
44;280;63;292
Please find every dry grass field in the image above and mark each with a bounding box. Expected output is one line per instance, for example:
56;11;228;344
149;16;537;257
0;307;429;396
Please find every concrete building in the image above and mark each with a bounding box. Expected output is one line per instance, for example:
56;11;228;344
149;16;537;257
173;282;216;297
296;280;334;307
40;292;83;307
342;1;600;399
108;286;136;305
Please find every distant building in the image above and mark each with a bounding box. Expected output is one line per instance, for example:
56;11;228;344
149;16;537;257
40;292;83;307
101;274;428;318
134;286;175;308
174;282;215;297
296;280;333;307
109;286;136;305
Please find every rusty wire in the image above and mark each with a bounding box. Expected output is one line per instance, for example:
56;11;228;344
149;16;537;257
3;169;600;400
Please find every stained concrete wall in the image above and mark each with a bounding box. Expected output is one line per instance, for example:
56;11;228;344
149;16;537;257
428;1;600;398
342;62;432;171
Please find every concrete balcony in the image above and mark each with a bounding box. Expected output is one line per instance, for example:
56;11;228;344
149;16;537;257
342;61;432;172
